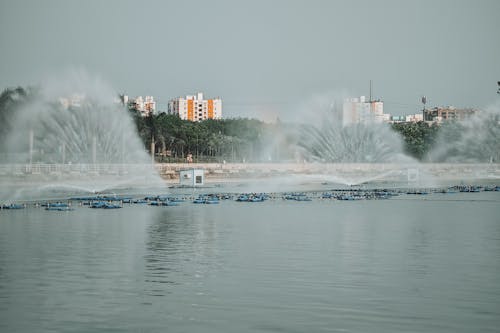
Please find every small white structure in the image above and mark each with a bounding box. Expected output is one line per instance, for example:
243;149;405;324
179;168;204;187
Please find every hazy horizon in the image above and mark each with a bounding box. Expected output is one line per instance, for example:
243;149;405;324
1;0;499;120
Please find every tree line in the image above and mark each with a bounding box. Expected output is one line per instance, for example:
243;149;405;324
133;112;283;163
133;109;440;163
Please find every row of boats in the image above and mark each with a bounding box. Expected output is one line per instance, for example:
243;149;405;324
406;185;500;195
2;185;499;211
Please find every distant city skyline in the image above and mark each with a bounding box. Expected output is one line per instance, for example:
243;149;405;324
1;0;499;121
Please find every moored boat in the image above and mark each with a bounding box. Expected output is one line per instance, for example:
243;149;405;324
45;206;74;211
1;203;25;210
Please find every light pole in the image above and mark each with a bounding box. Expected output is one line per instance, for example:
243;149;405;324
421;96;427;122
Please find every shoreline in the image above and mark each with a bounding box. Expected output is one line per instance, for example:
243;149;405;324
1;162;499;183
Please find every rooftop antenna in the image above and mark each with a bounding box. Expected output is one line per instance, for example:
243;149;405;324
421;96;427;122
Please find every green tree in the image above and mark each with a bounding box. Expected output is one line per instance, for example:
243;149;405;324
391;121;439;160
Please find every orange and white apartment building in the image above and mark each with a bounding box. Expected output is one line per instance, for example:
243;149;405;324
168;92;222;121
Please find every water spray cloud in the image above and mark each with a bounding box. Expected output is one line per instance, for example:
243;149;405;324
1;70;163;200
427;102;500;163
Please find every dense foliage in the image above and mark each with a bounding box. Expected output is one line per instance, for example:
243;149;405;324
391;121;439;160
0;87;36;152
135;113;442;163
134;113;289;162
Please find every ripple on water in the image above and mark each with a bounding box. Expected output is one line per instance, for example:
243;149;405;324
0;193;499;332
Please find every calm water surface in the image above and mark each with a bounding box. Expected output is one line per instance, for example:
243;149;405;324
1;192;499;332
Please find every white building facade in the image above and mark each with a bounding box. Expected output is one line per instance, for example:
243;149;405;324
126;96;156;117
342;96;387;126
168;92;222;122
405;113;423;122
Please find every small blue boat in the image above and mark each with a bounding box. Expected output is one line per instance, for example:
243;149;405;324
338;195;355;200
89;201;106;208
1;203;25;210
193;195;219;204
45;206;74;211
406;190;428;195
236;195;249;202
132;199;148;204
150;200;179;206
103;203;122;209
204;198;219;204
193;198;205;204
293;195;312;201
169;197;186;203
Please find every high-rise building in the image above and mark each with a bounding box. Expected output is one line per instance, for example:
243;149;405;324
168;92;222;121
143;96;156;115
342;96;386;126
128;96;156;117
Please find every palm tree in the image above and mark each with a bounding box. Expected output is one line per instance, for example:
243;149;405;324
174;138;186;159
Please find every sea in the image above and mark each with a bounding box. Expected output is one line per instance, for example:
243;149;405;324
1;189;499;332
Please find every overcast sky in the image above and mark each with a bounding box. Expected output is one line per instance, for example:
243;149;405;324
1;0;499;119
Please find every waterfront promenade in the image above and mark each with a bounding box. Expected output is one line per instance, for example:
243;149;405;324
0;163;499;183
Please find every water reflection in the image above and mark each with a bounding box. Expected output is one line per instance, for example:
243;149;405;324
144;207;223;297
407;225;431;277
0;195;499;332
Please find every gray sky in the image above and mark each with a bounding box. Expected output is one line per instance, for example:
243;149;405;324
1;0;499;119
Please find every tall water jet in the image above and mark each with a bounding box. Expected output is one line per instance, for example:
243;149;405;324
0;70;163;201
285;93;430;187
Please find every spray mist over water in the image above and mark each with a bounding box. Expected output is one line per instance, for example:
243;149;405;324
234;93;434;191
428;103;500;163
293;94;416;163
0;70;163;201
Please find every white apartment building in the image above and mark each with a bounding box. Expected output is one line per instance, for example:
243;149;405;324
143;96;156;115
59;94;85;109
168;92;222;121
342;96;387;126
128;96;156;117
